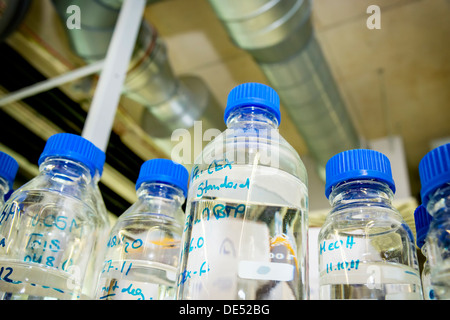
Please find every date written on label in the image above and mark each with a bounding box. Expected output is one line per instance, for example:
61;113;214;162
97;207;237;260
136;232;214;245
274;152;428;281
325;259;360;274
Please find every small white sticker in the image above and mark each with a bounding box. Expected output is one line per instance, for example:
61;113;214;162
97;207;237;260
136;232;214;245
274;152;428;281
238;261;294;281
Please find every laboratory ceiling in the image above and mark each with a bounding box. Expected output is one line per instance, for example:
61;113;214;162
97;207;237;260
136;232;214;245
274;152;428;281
0;0;449;220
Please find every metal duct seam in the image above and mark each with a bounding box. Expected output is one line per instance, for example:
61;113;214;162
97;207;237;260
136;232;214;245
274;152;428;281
208;0;360;178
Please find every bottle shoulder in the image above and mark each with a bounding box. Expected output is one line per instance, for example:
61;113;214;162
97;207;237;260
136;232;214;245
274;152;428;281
326;201;402;219
111;209;184;239
15;171;94;193
117;199;184;225
6;174;98;213
320;203;406;235
194;127;307;185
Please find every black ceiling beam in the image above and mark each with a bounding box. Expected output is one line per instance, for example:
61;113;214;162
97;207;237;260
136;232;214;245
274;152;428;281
0;42;148;216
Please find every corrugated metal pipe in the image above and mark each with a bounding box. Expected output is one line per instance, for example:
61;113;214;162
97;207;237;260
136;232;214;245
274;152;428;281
208;0;360;178
51;0;225;142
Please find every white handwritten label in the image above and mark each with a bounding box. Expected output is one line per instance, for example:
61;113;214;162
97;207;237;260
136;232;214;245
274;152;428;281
319;234;383;277
189;161;306;208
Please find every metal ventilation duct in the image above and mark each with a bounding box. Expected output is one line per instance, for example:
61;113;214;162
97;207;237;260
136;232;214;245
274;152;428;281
51;0;225;141
208;0;360;177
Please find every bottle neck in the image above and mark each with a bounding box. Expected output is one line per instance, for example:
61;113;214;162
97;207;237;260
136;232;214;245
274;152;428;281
329;179;394;209
426;183;450;219
39;156;93;186
92;170;102;186
0;177;9;200
226;106;279;130
136;182;185;217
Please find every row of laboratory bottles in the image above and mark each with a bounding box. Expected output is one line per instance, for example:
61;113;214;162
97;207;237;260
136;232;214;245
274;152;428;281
0;82;448;300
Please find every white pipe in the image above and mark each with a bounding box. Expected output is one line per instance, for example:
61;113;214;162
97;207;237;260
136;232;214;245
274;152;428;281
81;0;146;152
0;60;105;107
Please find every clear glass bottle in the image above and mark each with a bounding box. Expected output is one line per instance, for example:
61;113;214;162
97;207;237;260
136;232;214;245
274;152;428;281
95;158;188;300
0;133;103;300
0;151;19;208
319;149;422;300
81;150;111;298
419;143;450;300
177;82;309;300
414;204;435;300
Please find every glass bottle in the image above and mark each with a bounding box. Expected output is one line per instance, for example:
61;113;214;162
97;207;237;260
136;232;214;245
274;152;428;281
177;82;309;300
0;133;103;300
419;143;450;300
81;149;111;298
319;149;422;299
0;151;19;208
95;158;188;300
414;204;435;300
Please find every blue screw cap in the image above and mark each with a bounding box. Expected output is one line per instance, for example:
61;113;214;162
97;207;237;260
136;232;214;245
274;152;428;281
419;143;450;205
92;148;106;177
136;158;189;197
38;133;105;178
414;205;432;248
325;149;396;198
0;151;19;189
224;82;281;124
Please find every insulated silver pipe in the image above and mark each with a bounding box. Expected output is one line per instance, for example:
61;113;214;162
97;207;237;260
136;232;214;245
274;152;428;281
52;0;225;140
208;0;360;177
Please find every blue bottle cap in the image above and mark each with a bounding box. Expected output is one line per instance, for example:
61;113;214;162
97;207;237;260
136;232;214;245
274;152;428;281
419;143;450;205
325;149;396;199
38;133;105;178
224;82;281;125
414;205;432;248
0;151;19;189
135;158;189;197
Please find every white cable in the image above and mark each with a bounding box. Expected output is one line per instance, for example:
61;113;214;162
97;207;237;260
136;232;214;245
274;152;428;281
0;60;105;107
81;0;146;152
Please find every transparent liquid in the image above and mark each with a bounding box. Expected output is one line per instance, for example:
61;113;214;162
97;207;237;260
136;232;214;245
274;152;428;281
319;262;422;300
96;260;177;300
0;190;97;281
430;264;450;300
0;260;86;300
177;198;306;300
